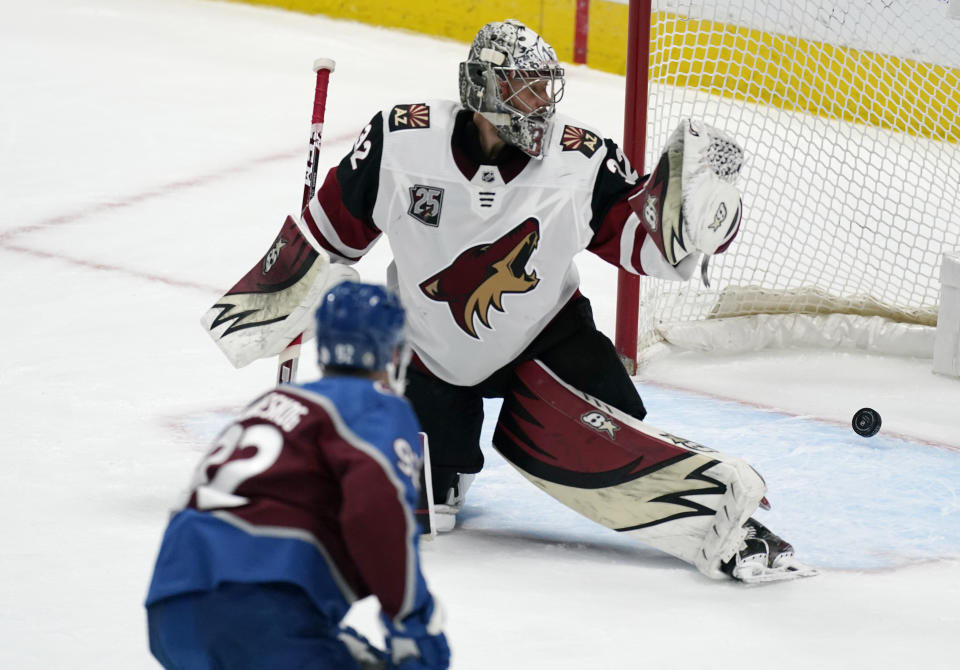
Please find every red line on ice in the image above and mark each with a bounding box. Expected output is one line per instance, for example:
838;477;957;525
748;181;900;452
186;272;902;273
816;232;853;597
2;243;222;293
0;149;305;244
0;133;354;290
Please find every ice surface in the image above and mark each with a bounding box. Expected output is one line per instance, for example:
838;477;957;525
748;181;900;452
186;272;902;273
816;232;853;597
1;1;958;669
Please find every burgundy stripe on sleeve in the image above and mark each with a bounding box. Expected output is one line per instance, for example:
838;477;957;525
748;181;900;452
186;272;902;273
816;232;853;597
587;197;647;271
301;168;381;261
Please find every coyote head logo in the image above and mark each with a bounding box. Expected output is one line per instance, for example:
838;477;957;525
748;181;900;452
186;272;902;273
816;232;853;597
419;218;541;338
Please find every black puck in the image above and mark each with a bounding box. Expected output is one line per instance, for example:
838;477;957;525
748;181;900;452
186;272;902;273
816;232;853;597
852;408;882;437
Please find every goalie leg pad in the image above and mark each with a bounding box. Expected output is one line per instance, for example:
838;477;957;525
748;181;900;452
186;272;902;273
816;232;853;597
493;360;767;579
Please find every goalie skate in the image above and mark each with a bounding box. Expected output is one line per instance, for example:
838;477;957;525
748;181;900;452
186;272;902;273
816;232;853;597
433;473;475;533
721;518;819;584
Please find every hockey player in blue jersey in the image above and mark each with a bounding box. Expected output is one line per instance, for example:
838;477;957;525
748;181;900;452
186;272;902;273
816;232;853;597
146;281;450;670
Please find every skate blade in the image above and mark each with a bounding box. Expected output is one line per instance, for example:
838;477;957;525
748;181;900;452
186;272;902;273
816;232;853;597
733;558;819;584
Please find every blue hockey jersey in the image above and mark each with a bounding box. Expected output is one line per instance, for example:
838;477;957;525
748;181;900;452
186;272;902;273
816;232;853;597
145;377;436;633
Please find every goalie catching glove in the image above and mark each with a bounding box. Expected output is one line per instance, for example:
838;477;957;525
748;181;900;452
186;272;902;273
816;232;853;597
629;119;744;276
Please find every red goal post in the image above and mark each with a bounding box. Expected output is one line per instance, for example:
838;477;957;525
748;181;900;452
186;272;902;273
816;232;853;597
614;0;649;373
615;0;960;370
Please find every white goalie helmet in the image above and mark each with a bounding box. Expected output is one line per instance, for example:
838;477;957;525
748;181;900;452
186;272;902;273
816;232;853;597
459;19;565;159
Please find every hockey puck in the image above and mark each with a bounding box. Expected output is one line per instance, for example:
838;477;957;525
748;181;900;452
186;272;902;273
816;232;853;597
852;408;882;437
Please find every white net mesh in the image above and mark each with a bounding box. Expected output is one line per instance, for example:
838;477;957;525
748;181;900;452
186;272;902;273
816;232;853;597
636;0;960;357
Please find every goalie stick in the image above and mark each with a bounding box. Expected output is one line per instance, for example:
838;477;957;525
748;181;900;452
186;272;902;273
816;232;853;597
200;59;355;379
415;432;438;538
276;58;336;385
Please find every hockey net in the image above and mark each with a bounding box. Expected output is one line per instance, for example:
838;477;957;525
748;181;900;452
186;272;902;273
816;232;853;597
625;0;960;363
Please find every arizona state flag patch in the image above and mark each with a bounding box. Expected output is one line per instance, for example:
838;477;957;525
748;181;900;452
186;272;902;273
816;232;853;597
389;104;431;131
560;125;601;157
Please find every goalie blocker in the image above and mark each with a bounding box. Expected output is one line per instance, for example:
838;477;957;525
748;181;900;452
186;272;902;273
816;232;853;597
492;360;775;580
201;215;358;370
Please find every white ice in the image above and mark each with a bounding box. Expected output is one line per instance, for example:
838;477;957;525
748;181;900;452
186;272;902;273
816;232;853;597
2;1;959;668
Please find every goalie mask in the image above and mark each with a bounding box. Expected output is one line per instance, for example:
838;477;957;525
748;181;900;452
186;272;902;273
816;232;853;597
459;19;565;159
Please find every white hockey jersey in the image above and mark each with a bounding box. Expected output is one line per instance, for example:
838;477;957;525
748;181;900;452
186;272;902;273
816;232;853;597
299;100;653;386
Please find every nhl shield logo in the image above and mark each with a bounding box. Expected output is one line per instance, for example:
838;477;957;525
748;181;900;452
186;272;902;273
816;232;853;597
409;184;444;227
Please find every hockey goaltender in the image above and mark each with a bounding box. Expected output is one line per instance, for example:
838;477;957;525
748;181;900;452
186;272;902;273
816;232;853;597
202;19;816;585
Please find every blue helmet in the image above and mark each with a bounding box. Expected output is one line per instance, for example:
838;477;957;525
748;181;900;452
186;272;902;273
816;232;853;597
314;281;406;372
